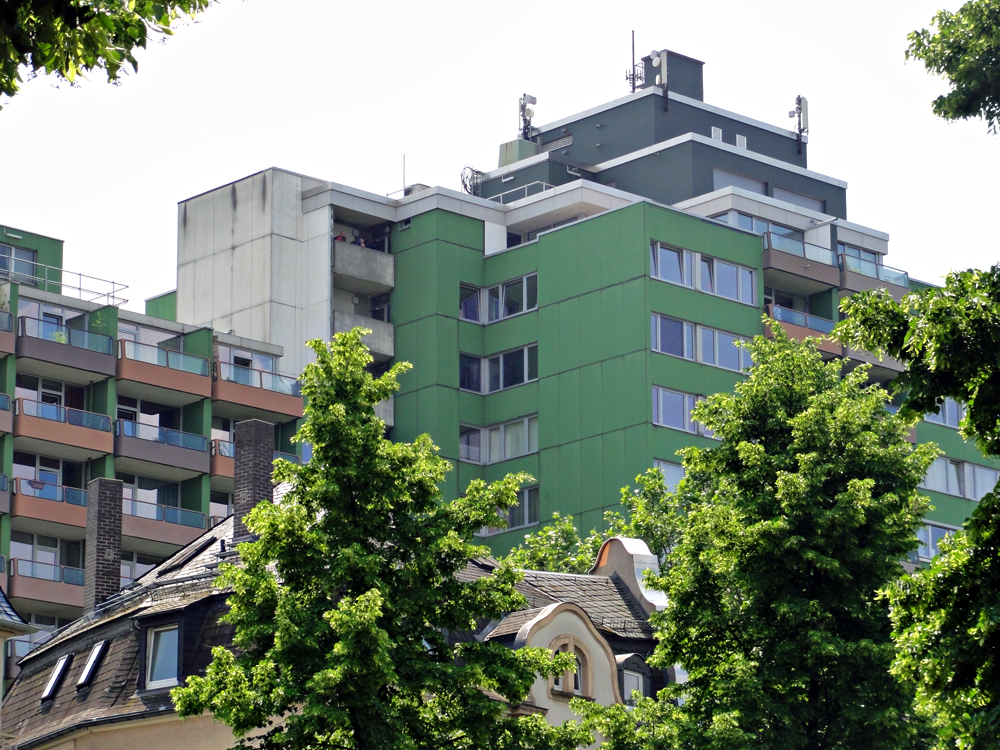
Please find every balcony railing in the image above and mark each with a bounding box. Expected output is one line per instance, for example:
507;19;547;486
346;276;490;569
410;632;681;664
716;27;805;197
274;450;301;465
0;310;12;333
18;317;114;355
14;478;86;506
763;232;837;266
1;259;128;306
122;498;206;529
16;398;112;432
12;558;85;586
0;393;10;411
216;362;301;396
117;419;208;452
0;474;7;492
487;180;555;204
212;439;235;458
766;304;836;335
120;340;210;377
839;254;909;288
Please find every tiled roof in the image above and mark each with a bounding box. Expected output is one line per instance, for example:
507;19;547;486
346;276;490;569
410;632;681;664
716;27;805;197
486;608;548;640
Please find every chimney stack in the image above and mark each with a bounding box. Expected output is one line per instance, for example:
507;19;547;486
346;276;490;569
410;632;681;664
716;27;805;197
84;478;123;613
233;419;275;543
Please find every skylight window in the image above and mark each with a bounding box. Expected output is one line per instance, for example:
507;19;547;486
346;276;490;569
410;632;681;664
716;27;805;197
76;641;108;689
41;654;72;701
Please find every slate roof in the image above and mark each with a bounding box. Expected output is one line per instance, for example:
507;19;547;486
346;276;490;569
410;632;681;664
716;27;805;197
0;583;33;636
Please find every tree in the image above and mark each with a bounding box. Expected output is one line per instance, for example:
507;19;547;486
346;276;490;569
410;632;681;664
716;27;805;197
906;0;1000;134
172;328;589;750
575;327;936;750
0;0;212;104
837;269;1000;750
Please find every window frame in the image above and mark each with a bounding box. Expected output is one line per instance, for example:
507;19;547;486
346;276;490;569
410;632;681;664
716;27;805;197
920;456;999;502
40;653;72;702
477;486;540;536
650;241;756;306
460;416;539;466
653;460;685;492
652;386;711;437
458;274;538;325
143;623;180;691
651;314;753;372
76;640;108;690
459;345;539;394
917;521;959;562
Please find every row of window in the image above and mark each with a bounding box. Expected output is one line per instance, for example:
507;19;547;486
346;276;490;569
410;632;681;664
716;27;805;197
650;242;757;306
924;397;964;429
652;387;713;437
651;314;754;373
459;416;539;465
459;274;538;324
459;345;538;393
920;457;998;502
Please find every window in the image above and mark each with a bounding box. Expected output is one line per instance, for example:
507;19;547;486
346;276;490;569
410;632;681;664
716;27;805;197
217;346;276;374
970;464;999;501
711;126;722;140
550;645;587;698
41;653;72;701
731;212;804;241
146;625;179;689
920;457;999;501
117;473;180;514
460;345;539;394
651;315;753;372
623;670;643;707
924;398;963;428
736;134;747;149
77;640;108;689
573;654;584;695
462;416;539;465
0;242;37;281
652;387;711;436
369;293;390;323
459;275;538;324
651;315;694;360
10;531;83;577
650;242;756;305
917;522;956;561
654;460;685;492
837;242;878;265
121;551;161;586
478;486;540;536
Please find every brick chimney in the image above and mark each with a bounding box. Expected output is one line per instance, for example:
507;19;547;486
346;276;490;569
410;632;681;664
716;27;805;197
233;419;275;543
84;477;123;613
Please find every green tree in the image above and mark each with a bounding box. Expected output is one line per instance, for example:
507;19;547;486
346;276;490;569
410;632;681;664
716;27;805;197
838;270;1000;750
172;329;589;750
907;0;1000;134
0;0;212;103
576;327;936;750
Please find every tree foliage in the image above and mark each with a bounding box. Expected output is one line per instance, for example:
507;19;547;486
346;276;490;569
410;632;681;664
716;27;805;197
838;269;1000;749
172;329;589;750
577;327;936;750
0;0;212;103
907;0;1000;134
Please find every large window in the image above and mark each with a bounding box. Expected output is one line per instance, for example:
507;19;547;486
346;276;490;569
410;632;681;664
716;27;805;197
651;314;753;372
477;486;540;536
921;457;999;501
146;625;179;689
459;345;539;394
652;387;711;437
650;242;755;305
917;521;957;562
924;398;963;429
0;243;37;280
654;460;685;492
460;416;539;465
459;274;538;324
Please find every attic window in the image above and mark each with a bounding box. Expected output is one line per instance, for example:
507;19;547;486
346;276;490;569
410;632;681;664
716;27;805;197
76;640;108;690
146;625;179;689
736;135;747;149
41;654;72;701
711;127;723;141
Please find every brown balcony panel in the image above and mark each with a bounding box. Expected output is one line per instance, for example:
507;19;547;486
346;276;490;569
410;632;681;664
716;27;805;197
763;248;840;288
14;414;113;460
15;335;115;380
11;493;85;528
211;452;235;479
114;434;210;476
767;320;841;357
0;329;14;356
212;379;304;421
117;356;211;399
122;515;205;547
0;409;12;434
0;488;9;515
840;270;908;301
8;575;84;609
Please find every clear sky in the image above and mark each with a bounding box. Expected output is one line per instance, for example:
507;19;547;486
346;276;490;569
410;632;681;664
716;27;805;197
0;0;995;312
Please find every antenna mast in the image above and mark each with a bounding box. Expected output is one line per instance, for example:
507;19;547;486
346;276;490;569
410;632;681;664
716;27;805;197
788;95;809;154
625;31;644;93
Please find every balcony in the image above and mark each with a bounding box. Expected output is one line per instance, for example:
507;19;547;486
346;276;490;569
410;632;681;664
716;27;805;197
762;232;840;291
8;559;85;609
15;317;115;382
332;311;393;362
0;474;8;515
121;498;207;548
116;340;211;403
212;362;303;422
0;310;14;355
332;239;394;296
210;438;235;479
839;254;909;297
0;392;12;435
487;180;555;204
114;419;210;477
765;305;841;356
13;398;113;460
11;478;87;531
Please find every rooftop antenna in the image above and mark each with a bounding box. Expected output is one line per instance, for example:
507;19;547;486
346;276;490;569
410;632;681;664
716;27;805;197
625;30;644;93
519;94;536;140
651;49;668;111
788;95;809;154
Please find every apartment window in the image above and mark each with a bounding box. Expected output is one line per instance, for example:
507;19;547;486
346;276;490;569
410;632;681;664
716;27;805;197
462;416;539;465
921;457;999;501
652;387;702;435
0;243;37;280
460;345;539;394
117;473;180;510
10;531;83;574
146;625;179;689
369;293;391;323
733;213;804;241
573;654;584;695
652;315;753;372
651;315;694;360
970;464;1000;501
623;670;644;707
459;424;482;463
15;374;85;410
711;127;722;140
838;242;878;265
650;242;755;305
117;395;181;430
211;416;233;443
217;345;275;374
917;522;956;561
478;486;540;536
924;398;963;428
121;551;160;586
209;491;232;521
654;460;685;492
736;134;747;149
459;274;538;324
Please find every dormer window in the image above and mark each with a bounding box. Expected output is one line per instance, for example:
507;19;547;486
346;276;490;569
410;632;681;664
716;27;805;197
41;653;72;702
146;625;179;689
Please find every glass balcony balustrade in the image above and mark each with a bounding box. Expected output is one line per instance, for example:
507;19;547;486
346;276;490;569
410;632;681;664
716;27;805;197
121;340;210;376
121;498;206;529
14;478;87;506
217;362;301;396
763;232;837;266
274;450;301;465
767;304;836;334
13;558;85;585
0;393;10;411
212;439;235;458
839;254;909;287
0;310;12;333
18;317;114;355
17;398;112;432
117;420;208;452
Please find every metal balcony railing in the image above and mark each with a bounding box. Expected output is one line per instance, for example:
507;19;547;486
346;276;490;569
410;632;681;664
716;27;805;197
762;232;837;266
18;317;114;355
122;498;206;529
117;419;208;452
487;180;555;205
14;478;87;506
216;362;301;396
120;340;210;377
274;450;301;465
12;558;85;586
1;259;128;306
16;398;112;432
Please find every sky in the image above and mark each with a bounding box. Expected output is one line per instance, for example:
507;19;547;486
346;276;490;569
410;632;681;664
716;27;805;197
0;0;996;313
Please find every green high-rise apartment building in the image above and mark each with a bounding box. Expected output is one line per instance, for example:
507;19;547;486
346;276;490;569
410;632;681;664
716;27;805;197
169;50;996;558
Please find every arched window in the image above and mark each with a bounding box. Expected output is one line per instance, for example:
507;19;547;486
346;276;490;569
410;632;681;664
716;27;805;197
573;654;583;695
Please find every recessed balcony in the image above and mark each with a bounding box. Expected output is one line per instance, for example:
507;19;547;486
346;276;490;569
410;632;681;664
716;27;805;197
13;398;113;461
332;239;394;296
114;419;210;478
764;304;841;357
762;232;840;292
7;559;85;609
211;363;303;422
15;317;115;383
116;340;211;405
839;253;909;298
332;311;393;362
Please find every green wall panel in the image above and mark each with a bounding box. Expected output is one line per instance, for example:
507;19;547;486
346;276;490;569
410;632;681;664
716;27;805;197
145;290;177;321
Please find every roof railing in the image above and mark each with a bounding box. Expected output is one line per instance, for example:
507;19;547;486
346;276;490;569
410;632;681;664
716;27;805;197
2;259;128;306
